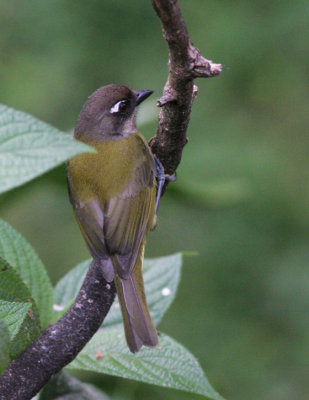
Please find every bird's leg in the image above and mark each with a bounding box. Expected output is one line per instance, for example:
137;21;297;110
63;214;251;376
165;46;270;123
154;155;165;214
154;155;177;214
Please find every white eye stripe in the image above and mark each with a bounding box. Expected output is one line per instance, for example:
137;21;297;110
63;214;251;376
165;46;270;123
110;100;129;114
110;101;123;114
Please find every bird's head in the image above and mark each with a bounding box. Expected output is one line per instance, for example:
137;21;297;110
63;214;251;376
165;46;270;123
75;84;153;142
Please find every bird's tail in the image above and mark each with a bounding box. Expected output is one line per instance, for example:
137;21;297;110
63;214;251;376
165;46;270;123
114;260;158;353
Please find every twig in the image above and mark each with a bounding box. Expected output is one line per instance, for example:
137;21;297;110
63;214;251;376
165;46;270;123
0;261;115;400
149;0;221;177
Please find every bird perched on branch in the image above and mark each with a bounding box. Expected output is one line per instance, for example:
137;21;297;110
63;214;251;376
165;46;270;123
67;84;165;353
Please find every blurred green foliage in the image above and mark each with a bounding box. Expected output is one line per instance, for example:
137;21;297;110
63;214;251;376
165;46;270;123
1;0;309;399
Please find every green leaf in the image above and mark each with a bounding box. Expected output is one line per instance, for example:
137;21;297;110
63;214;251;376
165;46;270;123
0;218;53;328
67;329;224;400
0;104;93;194
0;257;41;358
53;259;89;318
0;319;10;374
53;253;183;327
105;253;182;328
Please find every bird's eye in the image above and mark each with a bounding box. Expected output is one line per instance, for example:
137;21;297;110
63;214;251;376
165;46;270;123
110;100;129;114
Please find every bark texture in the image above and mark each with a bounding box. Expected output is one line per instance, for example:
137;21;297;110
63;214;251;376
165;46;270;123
149;0;221;177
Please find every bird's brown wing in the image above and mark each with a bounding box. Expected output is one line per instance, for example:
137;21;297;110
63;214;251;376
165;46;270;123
67;152;156;281
67;180;115;282
105;158;157;352
103;158;156;279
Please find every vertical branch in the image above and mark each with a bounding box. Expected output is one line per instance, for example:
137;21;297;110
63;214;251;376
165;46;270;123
149;0;221;177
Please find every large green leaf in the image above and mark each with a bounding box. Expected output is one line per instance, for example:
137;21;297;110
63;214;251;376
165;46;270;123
67;329;224;400
53;259;89;317
53;253;182;327
0;104;93;194
0;219;53;328
0;257;41;358
0;319;10;374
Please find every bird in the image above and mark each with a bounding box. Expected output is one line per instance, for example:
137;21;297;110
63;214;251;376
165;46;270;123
67;84;163;353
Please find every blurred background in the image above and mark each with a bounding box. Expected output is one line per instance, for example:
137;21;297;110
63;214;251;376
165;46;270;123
1;0;309;399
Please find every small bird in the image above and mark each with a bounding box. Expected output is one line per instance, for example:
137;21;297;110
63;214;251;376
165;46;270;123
67;84;162;353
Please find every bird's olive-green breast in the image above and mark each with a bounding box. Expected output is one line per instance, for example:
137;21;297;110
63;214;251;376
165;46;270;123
68;131;150;203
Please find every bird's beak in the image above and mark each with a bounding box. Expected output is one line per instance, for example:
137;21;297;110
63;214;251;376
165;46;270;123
135;90;154;106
